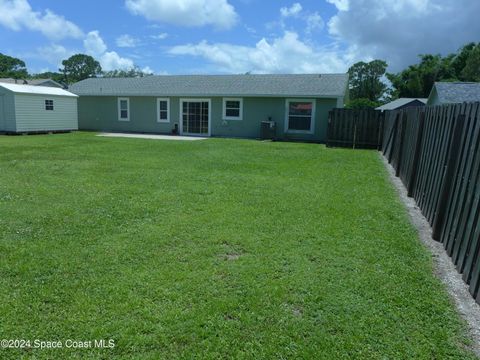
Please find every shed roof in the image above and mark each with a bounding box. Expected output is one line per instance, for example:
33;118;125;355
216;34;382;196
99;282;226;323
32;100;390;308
28;79;64;88
0;78;29;84
0;83;78;97
0;78;64;88
376;98;427;111
432;82;480;104
68;74;349;98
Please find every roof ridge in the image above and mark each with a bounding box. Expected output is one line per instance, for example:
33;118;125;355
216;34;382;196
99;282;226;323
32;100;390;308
86;73;347;80
69;73;349;97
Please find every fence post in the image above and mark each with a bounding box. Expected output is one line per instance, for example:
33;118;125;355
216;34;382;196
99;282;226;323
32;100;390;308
377;112;384;150
327;111;332;148
388;112;399;163
395;111;407;177
407;109;425;197
431;113;466;241
352;113;357;150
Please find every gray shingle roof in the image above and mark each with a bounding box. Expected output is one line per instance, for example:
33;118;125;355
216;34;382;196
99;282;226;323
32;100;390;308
68;74;348;98
0;78;28;84
0;78;63;88
434;82;480;104
376;98;427;111
28;79;64;87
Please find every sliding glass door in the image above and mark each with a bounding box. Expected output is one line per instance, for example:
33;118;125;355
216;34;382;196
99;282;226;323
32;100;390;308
181;100;210;136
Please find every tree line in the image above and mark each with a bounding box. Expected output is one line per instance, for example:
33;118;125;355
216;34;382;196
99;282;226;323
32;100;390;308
0;53;152;86
346;42;480;109
1;42;479;98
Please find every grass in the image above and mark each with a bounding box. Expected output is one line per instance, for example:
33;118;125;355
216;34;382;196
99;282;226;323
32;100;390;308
0;132;476;359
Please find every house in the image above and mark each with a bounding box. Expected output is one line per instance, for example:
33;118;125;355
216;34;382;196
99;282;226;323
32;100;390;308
0;78;64;88
0;83;78;134
376;98;427;111
69;74;348;142
427;82;480;105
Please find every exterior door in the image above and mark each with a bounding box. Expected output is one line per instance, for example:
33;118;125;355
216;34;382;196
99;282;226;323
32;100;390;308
180;99;210;136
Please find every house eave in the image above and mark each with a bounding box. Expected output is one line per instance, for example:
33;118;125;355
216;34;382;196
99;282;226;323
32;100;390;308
72;93;344;99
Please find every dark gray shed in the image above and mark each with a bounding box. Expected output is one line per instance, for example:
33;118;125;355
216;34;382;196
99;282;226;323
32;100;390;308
376;98;427;111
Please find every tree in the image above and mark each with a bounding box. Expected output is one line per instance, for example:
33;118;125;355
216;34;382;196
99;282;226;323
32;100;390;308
347;60;388;102
386;54;456;98
60;54;102;84
30;71;65;83
0;53;28;79
345;98;380;110
451;42;477;79
102;66;153;78
460;45;480;82
387;43;480;98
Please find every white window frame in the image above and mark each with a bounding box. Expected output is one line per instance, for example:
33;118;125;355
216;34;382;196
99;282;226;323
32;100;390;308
222;98;243;121
157;98;170;123
118;97;130;122
284;99;316;134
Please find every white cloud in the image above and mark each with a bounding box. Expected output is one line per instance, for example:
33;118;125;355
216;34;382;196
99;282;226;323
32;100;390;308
141;66;154;74
116;34;139;48
278;3;323;35
31;31;135;73
151;32;168;40
2;2;135;73
326;0;349;11
84;31;134;71
125;0;237;29
84;31;107;57
280;3;302;18
0;0;83;40
327;0;480;71
101;52;135;71
36;44;75;67
306;12;324;33
169;31;349;74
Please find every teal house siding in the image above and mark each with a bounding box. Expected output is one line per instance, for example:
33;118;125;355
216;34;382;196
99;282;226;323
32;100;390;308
212;97;337;141
213;97;283;139
78;96;174;134
71;74;348;142
426;87;440;106
78;96;339;142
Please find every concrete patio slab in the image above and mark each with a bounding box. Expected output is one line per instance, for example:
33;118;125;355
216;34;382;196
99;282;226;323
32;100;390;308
97;132;207;141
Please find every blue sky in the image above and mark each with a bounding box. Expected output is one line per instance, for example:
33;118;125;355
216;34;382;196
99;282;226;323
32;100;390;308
1;0;479;75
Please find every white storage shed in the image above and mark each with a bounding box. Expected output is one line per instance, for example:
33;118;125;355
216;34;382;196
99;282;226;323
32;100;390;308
0;83;78;133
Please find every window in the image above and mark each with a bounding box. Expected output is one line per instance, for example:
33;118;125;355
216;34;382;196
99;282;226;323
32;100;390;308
285;99;315;133
222;98;243;120
118;98;130;121
45;99;54;111
157;98;170;123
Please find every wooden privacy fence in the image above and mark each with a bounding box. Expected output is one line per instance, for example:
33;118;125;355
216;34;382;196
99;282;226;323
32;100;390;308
329;104;480;304
327;109;384;149
382;102;480;304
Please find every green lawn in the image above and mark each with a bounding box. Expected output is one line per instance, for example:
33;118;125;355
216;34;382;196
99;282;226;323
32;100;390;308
0;132;476;359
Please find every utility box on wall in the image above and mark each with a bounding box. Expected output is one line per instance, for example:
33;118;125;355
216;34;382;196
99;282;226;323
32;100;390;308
261;119;276;140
